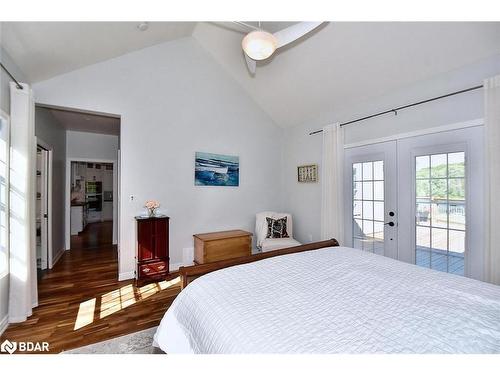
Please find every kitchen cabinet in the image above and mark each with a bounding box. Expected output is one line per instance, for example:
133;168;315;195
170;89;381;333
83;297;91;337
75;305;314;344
70;204;87;235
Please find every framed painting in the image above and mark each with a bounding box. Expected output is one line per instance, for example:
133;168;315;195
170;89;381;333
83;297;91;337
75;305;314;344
195;152;239;186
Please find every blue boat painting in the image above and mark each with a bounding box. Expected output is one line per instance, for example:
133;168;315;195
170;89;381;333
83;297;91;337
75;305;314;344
195;152;239;186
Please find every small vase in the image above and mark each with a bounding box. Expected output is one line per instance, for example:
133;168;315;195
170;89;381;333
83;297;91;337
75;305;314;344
148;208;156;217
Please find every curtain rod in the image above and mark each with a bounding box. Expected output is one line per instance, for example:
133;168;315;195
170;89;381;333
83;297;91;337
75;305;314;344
308;85;483;135
0;61;23;90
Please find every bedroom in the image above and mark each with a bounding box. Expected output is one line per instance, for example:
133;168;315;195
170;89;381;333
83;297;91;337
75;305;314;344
1;0;500;372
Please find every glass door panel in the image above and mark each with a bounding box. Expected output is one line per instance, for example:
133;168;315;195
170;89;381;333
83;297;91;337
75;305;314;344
414;152;465;275
344;141;398;259
352;161;385;255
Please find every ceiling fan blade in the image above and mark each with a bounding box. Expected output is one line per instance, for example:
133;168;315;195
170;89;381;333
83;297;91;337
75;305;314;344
273;22;323;48
233;21;260;32
244;53;256;75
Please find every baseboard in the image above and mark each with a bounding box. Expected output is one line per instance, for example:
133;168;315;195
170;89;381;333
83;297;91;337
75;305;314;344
51;248;65;268
0;314;8;336
118;271;135;281
169;262;184;272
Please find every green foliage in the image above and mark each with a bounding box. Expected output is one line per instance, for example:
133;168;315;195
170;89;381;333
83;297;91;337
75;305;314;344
416;163;465;200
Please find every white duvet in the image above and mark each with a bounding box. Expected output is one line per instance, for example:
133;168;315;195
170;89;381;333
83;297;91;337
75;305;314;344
154;246;500;353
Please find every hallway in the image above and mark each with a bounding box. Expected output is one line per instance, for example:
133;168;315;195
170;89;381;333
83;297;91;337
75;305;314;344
71;221;113;250
0;242;180;353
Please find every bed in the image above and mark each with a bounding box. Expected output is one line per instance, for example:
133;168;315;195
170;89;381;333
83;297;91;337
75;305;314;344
153;240;500;354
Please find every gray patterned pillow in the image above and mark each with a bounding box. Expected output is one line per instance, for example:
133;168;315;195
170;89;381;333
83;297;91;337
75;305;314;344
266;217;289;239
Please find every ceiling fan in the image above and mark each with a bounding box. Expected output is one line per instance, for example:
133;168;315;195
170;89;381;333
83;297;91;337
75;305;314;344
235;22;323;75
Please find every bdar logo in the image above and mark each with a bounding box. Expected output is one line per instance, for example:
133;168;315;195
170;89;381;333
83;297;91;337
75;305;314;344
1;339;17;354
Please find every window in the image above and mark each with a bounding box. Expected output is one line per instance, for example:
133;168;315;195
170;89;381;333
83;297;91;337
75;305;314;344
415;152;465;275
0;115;8;278
352;160;384;255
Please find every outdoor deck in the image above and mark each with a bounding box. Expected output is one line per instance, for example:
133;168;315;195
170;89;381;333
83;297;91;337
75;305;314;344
416;247;464;275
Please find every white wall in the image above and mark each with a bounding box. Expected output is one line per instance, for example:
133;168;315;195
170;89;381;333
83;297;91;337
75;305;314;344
35;107;67;267
66;131;119;160
33;37;285;278
284;54;500;244
0;47;26;116
0;46;29;332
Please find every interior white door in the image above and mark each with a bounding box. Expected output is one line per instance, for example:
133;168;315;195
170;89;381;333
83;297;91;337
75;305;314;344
397;126;485;280
344;141;398;259
38;147;49;270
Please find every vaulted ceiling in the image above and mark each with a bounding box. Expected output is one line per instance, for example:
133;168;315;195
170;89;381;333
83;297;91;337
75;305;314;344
2;21;500;128
0;22;196;82
194;22;500;127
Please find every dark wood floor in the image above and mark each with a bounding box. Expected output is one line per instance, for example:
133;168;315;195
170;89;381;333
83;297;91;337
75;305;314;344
1;222;180;353
70;220;113;250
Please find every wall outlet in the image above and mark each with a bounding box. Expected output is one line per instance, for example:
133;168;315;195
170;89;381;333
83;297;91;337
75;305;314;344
129;194;135;201
308;234;313;242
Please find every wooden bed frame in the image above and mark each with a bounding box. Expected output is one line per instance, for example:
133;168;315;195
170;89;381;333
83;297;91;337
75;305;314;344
178;238;339;289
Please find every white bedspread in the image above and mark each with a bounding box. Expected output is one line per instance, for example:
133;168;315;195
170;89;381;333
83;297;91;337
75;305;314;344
154;246;500;353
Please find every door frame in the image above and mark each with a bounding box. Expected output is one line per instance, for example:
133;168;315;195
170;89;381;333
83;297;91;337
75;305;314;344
65;157;118;250
344;118;483;149
35;138;53;269
343;118;485;281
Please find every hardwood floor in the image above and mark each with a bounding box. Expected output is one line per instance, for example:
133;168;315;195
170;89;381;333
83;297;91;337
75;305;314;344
1;225;180;353
70;220;113;250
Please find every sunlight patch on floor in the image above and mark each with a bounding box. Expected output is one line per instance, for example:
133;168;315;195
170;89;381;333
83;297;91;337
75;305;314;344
73;276;181;330
158;277;180;290
100;284;137;318
138;283;159;300
74;298;96;330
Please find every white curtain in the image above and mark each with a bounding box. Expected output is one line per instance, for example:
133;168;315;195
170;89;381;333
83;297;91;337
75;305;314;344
8;82;37;322
320;123;345;244
484;75;500;285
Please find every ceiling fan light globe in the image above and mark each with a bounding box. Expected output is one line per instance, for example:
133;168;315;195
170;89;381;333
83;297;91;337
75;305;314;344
242;31;277;61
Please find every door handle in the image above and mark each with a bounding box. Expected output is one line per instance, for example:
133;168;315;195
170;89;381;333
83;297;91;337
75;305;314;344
384;221;395;227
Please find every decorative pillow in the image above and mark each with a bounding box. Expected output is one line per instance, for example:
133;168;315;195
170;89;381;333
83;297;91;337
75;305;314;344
266;217;289;239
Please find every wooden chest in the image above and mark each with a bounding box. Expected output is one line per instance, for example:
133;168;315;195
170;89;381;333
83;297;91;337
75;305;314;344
136;215;169;283
194;230;252;264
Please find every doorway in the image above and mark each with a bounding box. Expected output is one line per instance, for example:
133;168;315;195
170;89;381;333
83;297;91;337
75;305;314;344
34;104;120;256
344;125;485;280
69;160;115;250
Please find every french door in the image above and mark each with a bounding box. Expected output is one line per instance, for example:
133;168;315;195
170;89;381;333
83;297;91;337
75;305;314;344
397;127;484;280
344;126;485;281
344;141;398;259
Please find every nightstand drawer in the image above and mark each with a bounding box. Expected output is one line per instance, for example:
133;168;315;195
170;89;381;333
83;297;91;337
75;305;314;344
139;260;168;277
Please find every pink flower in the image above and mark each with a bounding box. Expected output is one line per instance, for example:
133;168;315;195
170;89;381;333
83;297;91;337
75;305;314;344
145;200;160;209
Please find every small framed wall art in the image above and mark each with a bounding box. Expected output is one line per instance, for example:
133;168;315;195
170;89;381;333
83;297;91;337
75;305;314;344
297;164;318;183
